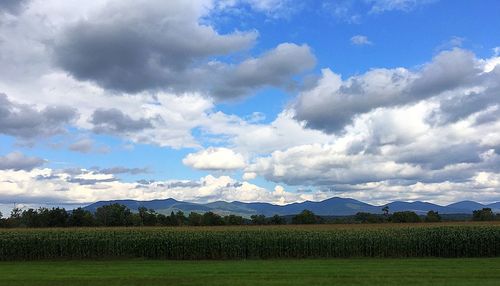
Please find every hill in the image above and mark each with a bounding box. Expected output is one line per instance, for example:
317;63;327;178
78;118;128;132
83;197;500;217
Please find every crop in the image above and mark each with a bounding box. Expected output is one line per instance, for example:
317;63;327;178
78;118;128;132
0;225;499;260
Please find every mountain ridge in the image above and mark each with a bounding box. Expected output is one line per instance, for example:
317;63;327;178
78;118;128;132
83;197;500;217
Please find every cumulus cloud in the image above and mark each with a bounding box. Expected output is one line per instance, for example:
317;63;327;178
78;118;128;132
0;152;46;171
51;0;314;100
212;43;316;99
0;93;78;139
90;108;154;134
0;168;317;205
183;147;246;171
53;0;256;93
247;96;500;195
350;35;372;45
242;172;257;180
202;110;334;155
293;48;496;134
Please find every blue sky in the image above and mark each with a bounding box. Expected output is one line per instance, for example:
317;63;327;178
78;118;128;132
0;0;500;213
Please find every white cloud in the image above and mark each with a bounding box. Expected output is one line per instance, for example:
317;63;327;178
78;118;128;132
203;109;334;155
294;48;497;134
0;168;317;205
368;0;434;14
242;172;257;180
0;152;46;171
183;147;246;171
350;35;372;45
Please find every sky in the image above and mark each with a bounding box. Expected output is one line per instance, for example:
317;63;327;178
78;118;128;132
1;0;500;213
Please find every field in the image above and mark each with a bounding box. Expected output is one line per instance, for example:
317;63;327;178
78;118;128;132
1;222;499;260
0;258;499;286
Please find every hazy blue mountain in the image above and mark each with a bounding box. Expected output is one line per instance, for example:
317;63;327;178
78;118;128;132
386;201;468;214
446;201;488;212
83;197;498;217
487;202;500;212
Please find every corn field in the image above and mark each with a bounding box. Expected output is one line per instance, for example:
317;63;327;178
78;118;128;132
0;225;499;260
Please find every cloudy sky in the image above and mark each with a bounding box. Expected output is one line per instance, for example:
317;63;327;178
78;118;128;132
1;0;499;212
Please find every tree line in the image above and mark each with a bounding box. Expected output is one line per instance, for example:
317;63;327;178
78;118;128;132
0;204;498;228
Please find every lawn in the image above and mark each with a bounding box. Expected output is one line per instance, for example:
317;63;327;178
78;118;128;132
0;258;499;286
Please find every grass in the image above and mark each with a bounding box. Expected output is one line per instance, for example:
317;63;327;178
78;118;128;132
0;258;499;286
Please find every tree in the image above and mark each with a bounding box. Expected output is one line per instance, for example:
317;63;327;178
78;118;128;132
187;212;203;226
21;208;42;227
175;211;187;226
382;206;390;218
250;214;267;225
69;208;95;227
472;208;495;221
138;207;158;226
268;214;286;225
390;211;421;223
156;213;168;226
202;212;224;226
46;207;69;227
355;212;384;223
95;204;133;226
425;210;441;222
224;214;244;225
292;210;323;224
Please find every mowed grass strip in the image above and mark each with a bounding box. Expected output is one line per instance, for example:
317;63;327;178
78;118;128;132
1;224;499;260
0;258;499;286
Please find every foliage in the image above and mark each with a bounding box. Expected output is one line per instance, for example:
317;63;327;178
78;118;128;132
95;203;133;226
425;211;442;222
68;208;95;227
292;210;324;224
390;211;421;223
355;212;385;223
472;208;497;221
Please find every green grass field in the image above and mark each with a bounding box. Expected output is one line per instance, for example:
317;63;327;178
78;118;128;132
0;258;499;286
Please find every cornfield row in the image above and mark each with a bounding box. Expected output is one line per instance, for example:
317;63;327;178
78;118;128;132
0;225;499;260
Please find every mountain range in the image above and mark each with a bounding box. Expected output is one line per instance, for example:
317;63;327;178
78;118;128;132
83;197;500;217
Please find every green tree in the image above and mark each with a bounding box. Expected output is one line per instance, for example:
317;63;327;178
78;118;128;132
382;206;390;218
175;211;187;226
250;214;267;225
138;207;158;226
46;207;69;227
268;214;286;225
21;209;41;227
69;208;95;227
187;212;203;226
95;204;133;226
355;212;384;223
425;210;441;222
224;214;244;225
156;213;169;226
472;208;495;221
292;210;323;224
202;212;224;226
390;211;421;223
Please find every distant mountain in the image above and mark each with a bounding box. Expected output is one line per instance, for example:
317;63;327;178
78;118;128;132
386;201;467;214
446;201;488;212
488;202;500;212
83;197;499;217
